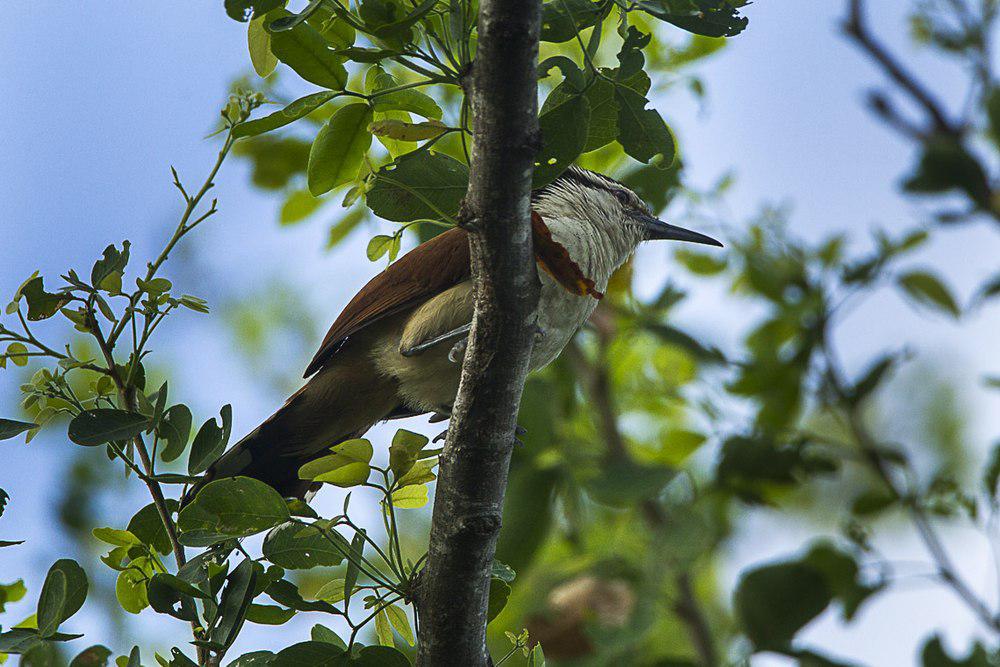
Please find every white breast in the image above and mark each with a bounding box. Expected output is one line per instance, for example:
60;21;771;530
529;273;601;370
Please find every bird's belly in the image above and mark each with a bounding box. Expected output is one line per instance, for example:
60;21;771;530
530;276;600;370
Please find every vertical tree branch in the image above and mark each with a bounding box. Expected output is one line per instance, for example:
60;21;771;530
414;0;542;661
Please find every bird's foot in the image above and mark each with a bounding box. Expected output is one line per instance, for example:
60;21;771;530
448;337;467;363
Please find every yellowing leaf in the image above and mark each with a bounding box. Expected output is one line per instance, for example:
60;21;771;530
390;484;428;509
369;119;448;142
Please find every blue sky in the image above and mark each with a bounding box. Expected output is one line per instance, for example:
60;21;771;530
2;1;999;664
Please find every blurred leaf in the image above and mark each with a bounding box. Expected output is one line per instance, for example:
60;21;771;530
735;561;830;650
308;103;374;195
584;457;675;506
68;410;148;447
674;248;727;275
178;477;290;546
280;189;326;225
717;436;838;504
897;271;961;318
904;135;990;208
385;604;413;645
921;636;992;666
366;151;468;222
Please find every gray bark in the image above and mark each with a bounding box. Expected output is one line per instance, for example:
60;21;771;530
414;0;542;661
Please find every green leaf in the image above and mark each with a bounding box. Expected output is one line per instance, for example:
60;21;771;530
226;0;284;21
262;521;350;569
246;603;296;625
211;559;257;649
68;410;148;447
70;645;112;667
308;103;374;195
897;271;961;318
735;561;831;650
92;527;141;547
0;419;39;441
366;235;396;262
115;559;151;614
540;0;609;42
299;438;374;487
188;406;232;475
390;484;428;508
4;342;29;367
615;85;676;165
369;118;448;141
487;577;511;622
374;608;393;647
367;151;468;222
21;277;69;321
128;500;180;555
534;89;590;187
178;477;290;547
248;14;279;77
366;66;442;119
269;19;348;89
235;91;339;138
637;0;749;37
269;642;345;667
342;531;365;605
36;569;67;638
388;428;428;478
157;404;193;463
147;574;206;623
396;458;437;487
91;242;130;294
310;624;347;649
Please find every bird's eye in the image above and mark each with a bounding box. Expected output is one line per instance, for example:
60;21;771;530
613;190;632;208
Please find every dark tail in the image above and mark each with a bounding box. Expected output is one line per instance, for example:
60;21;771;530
184;361;400;504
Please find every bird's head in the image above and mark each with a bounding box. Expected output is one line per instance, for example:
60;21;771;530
532;166;722;263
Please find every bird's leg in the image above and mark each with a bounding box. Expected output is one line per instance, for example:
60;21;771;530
400;323;472;357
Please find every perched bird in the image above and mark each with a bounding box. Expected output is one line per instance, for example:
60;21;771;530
193;167;721;499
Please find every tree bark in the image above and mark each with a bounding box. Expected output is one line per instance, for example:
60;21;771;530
414;0;541;662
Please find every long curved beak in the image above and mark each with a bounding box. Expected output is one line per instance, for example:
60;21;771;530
638;213;723;247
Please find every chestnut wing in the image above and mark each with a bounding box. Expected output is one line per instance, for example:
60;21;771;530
304;227;471;377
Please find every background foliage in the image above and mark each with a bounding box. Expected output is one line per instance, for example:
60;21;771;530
2;0;999;665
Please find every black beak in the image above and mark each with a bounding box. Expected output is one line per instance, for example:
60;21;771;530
639;213;723;247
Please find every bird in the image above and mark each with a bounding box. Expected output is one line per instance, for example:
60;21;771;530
191;166;721;500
